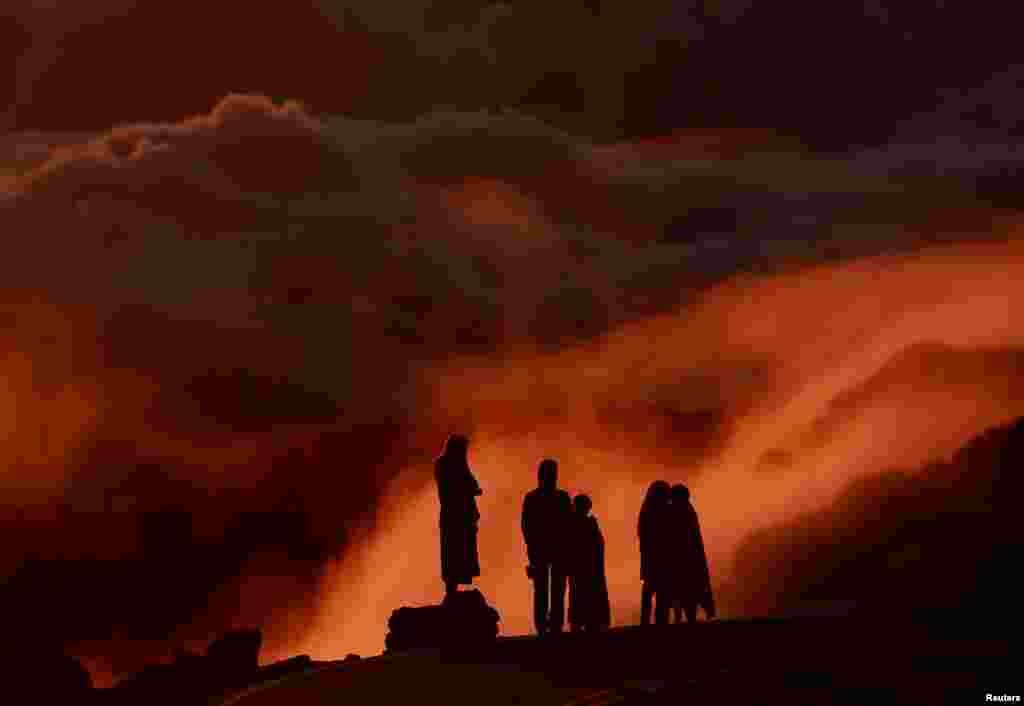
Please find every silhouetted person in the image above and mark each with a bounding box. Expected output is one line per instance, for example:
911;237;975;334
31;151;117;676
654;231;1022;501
638;480;672;625
568;494;611;633
522;458;573;635
667;484;715;623
434;434;483;597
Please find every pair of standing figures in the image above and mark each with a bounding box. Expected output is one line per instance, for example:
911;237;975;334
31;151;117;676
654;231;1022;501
434;434;713;635
521;458;611;634
638;480;716;625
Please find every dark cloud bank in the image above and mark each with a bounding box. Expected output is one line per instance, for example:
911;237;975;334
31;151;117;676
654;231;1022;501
5;1;1023;150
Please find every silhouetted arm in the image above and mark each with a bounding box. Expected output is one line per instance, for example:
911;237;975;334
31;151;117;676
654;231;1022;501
434;463;447;506
468;469;482;496
521;495;532;548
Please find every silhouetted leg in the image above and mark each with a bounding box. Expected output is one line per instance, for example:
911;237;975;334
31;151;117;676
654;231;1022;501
641;582;653;625
550;568;567;632
445;580;458;597
533;563;550;635
672;600;682;624
684;602;698;623
654;591;669;625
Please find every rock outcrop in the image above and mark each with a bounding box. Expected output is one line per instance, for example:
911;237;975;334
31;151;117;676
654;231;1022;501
385;589;500;653
206;628;262;688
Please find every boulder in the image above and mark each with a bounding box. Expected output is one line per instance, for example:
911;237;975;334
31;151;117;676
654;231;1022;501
206;628;262;687
385;589;500;652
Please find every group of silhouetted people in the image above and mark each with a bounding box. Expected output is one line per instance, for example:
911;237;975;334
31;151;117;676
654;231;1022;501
434;434;715;636
638;480;715;625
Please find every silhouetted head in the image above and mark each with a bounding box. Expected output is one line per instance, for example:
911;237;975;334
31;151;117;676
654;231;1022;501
638;480;671;537
538;459;558;490
671;483;690;504
574;494;592;515
643;480;671;508
441;434;469;462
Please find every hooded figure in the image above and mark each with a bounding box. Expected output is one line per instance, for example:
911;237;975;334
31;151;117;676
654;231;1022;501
666;483;715;622
434;434;482;596
638;480;672;625
568;494;612;632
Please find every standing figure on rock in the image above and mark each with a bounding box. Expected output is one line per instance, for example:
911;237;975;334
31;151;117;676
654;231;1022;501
568;494;612;633
638;480;672;625
435;434;483;597
667;483;715;623
522;458;573;635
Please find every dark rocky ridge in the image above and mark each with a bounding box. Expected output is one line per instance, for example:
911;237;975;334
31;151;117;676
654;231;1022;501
223;614;1018;705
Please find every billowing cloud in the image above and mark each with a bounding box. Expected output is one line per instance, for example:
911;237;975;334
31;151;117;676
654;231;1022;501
1;91;1022;683
306;239;1024;657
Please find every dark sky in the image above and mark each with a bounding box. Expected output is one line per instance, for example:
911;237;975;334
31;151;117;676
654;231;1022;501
1;0;1022;685
5;1;1023;146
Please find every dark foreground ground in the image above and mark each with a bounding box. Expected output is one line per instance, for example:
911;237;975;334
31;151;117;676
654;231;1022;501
224;612;1019;706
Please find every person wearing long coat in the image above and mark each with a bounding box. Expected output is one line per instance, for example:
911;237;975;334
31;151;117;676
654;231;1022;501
568;494;611;632
434;434;482;596
638;480;672;625
666;483;715;622
521;459;573;635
